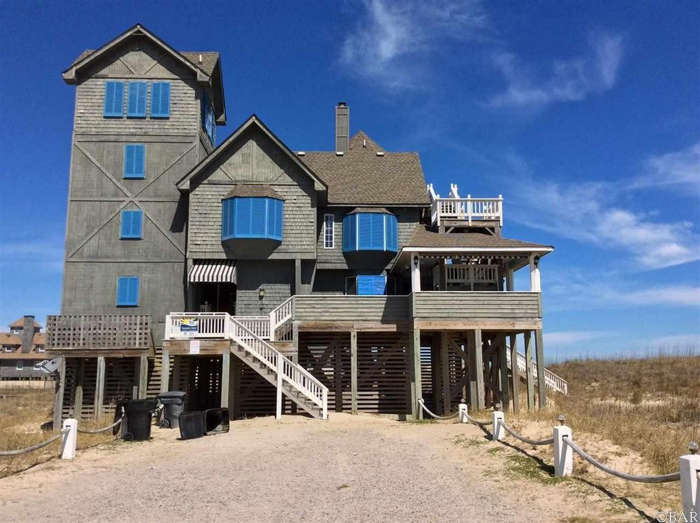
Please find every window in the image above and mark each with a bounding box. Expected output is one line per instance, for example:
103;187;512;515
201;92;216;144
116;276;139;306
120;210;143;239
221;197;284;241
124;144;145;179
323;214;334;248
342;212;398;252
16;361;24;371
150;82;171;118
127;82;147;118
103;81;124;117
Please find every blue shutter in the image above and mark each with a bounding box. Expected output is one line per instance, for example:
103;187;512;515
342;214;356;251
276;199;284;240
234;198;252;237
151;82;170;118
370;214;384;250
222;198;234;239
357;275;386;295
104;81;124;117
127;82;147;117
124;144;145;178
251;198;267;237
357;214;371;250
120;210;143;239
386;214;398;251
117;276;139;306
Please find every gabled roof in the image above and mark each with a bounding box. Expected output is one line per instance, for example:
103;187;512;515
404;226;554;252
176;115;327;192
0;333;21;346
301;131;430;206
63;24;226;123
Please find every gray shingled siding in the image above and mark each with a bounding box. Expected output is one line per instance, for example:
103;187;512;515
187;128;317;259
235;261;292;315
62;43;205;341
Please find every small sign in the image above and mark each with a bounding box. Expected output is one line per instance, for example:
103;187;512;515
180;318;199;333
189;340;200;355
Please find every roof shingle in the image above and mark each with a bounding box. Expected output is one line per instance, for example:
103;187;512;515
406;226;553;250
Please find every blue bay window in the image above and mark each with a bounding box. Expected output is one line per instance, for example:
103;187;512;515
222;197;283;241
342;212;398;252
103;81;124;117
120;209;143;239
116;276;139;307
356;274;387;295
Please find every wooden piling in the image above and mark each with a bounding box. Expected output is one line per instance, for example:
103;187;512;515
524;331;535;411
473;329;485;410
509;333;520;413
350;330;358;415
94;356;106;419
535;329;547;408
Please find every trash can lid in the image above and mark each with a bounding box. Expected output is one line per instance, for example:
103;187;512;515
125;398;158;412
157;391;187;399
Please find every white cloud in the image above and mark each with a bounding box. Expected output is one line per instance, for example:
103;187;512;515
488;32;623;109
631;142;700;195
0;236;64;273
340;0;490;90
544;330;609;346
508;174;699;269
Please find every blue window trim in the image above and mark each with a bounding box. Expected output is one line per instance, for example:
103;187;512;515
124;144;145;179
342;213;398;252
127;82;148;118
103;81;124;118
151;82;171;118
116;276;139;307
120;209;143;239
222;197;284;241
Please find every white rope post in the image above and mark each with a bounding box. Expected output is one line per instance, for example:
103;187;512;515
680;441;700;519
458;400;468;423
492;404;504;441
61;418;77;460
553;415;573;477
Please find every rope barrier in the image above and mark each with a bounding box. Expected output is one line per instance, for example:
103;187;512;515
465;413;493;427
417;399;459;420
77;416;123;434
0;428;69;457
563;437;680;483
500;421;554;446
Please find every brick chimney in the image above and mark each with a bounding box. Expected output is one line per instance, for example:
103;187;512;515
335;102;349;153
21;315;35;353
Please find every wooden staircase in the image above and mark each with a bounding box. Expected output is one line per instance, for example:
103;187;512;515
505;349;568;395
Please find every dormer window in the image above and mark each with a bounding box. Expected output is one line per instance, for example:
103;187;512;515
201;92;216;144
342;209;398;252
221;186;284;241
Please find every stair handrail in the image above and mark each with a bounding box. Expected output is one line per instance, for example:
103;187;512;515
505;350;568;395
226;315;327;411
269;296;295;341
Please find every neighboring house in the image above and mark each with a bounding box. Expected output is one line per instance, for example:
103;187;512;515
48;24;564;424
0;316;50;379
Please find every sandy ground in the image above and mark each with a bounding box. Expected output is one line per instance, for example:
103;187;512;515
0;413;652;522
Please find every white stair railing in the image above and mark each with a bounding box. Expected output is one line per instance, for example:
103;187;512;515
227;315;327;419
269;296;294;341
505;350;568;395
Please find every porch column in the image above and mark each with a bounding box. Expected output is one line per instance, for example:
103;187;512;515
497;334;509;409
431;334;442;414
535;329;547;408
529;255;541;292
294;257;302;295
524;331;535;411
472;329;485;410
160;348;170;393
94;356;106;419
137;354;149;399
410;254;421;292
505;267;514;292
440;331;451;414
509;333;520;413
73;358;85;419
350;330;358;415
221;350;230;410
229;352;242;419
409;327;422;418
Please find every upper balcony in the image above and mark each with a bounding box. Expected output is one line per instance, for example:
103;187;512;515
428;184;502;230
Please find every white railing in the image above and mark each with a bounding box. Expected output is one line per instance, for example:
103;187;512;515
505;350;568;395
442;264;499;287
430;195;503;227
226;316;327;418
233;316;270;339
165;312;228;339
269;296;294;342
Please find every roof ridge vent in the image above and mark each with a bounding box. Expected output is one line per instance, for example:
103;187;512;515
376;151;385;156
297;151;306;156
336;151;344;156
198;53;203;64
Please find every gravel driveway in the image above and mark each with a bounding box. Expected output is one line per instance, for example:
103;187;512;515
0;413;634;522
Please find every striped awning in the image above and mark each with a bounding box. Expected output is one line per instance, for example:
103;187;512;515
188;260;236;283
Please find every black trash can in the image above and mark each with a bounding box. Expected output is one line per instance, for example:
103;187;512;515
157;391;187;429
179;411;205;440
204;408;230;435
123;398;157;441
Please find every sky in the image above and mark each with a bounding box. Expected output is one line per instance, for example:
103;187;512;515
0;0;698;360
